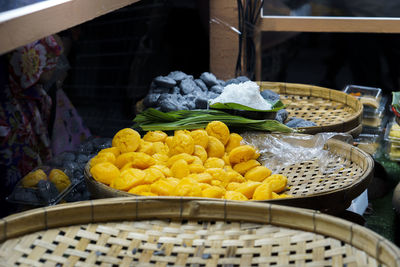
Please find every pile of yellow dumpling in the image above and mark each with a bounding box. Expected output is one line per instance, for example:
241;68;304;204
89;121;290;201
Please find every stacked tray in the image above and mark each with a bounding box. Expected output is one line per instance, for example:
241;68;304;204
0;198;398;266
259;82;363;136
85;133;374;214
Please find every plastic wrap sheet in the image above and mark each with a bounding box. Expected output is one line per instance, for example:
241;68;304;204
242;132;353;173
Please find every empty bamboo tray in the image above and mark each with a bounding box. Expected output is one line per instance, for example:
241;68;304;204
0;198;398;266
258;81;363;135
85;134;374;214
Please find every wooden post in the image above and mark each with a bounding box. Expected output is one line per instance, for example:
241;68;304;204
209;0;239;80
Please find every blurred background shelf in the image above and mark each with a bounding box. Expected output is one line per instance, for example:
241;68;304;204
0;0;140;55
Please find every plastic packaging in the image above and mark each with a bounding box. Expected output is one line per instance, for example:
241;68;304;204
353;134;380;156
242;132;353;173
343;85;382;109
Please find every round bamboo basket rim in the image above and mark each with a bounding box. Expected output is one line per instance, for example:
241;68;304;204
0;197;399;266
257;81;363;134
85;135;374;214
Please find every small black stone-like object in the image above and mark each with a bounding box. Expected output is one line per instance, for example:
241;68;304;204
159;99;180;112
195;97;209;109
236;76;250;83
260;89;280;103
285;117;317;128
11;187;40;203
210;85;223;94
180;78;197;95
275;109;288;123
76;154;89;164
154;76;177;88
61;152;76;162
37;180;60;204
194;79;208;91
167;71;190;82
225;78;239;85
217;79;226;87
200;72;219;87
143;93;161;107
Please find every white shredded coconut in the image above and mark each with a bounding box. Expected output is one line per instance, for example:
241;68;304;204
209;81;272;110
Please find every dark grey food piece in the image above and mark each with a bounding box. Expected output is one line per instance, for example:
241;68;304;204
200;72;219;87
194;79;208;91
159;99;180;112
236;76;250;83
285;117;317;128
210;85;223;94
11;187;40;203
225;78;239;85
170;86;181;94
180;78;198;95
143;93;160;107
275;109;288;123
217;79;226;87
60;152;76;162
149;87;170;94
207;91;220;99
195;97;209;109
153;76;176;88
37;180;60;203
76;154;89;164
167;71;190;82
183;101;196;110
261;89;280;103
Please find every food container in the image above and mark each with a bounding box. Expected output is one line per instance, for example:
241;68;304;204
6;166;74;209
363;94;388;118
343;85;382;109
85;133;374;215
353;134;380;156
0;198;399;266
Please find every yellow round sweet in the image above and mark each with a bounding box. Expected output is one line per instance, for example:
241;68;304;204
21;169;47;188
111;168;145;191
128;184;151;195
189;163;205;173
235;181;261;199
153;142;169;155
49;169;71;192
168;132;195;156
91;162;120;185
112;128;141;153
150;179;176;196
143;130;168;142
225;133;243;153
138;140;155;155
115;152;155;169
152;153;169;165
202;186;226;199
99;147;121;158
171;159;190;179
252;183;273;200
244;166;272;182
143;167;165;184
193;145;207;163
224;191;248;201
204;157;225;169
173;178;202;197
206;136;225;158
90;152;116;167
206;121;230;145
190;129;209;148
233;159;260;175
228;145;256;165
263;174;287;193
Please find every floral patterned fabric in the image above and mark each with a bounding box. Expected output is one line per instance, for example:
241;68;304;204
0;36;62;216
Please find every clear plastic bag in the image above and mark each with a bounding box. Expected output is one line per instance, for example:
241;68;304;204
242;132;353;174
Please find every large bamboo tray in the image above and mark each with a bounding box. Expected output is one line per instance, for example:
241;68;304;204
85;135;374;214
0;198;398;266
258;81;363;135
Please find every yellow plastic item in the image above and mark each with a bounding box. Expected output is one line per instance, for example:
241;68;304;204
21;169;47;188
48;169;71;192
112;128;141;153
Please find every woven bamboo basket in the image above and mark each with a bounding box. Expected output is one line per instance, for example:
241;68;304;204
0;198;398;266
85;135;373;214
258;81;363;135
